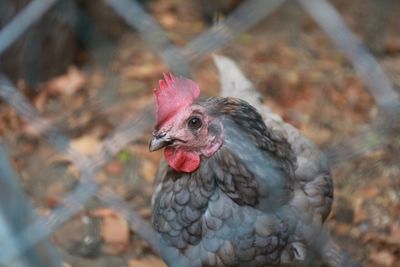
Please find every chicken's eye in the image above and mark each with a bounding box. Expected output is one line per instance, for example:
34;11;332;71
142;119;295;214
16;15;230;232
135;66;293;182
187;117;202;130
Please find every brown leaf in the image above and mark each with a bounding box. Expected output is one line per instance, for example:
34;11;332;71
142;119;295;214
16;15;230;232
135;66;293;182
101;213;129;245
334;223;351;236
138;207;152;219
128;257;166;267
90;208;130;245
369;250;395;267
159;12;177;29
364;232;400;247
46;66;86;96
71;135;102;155
46;181;66;208
34;91;48;112
390;224;400;242
130;145;162;165
353;197;368;224
105;160;123;176
90;208;117;218
142;159;156;183
359;186;380;198
102;242;129;255
123;63;163;80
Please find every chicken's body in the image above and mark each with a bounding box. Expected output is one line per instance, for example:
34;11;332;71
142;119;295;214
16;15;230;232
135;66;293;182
152;97;333;266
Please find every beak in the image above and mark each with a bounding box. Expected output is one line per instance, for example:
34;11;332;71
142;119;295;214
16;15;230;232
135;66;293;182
149;133;173;152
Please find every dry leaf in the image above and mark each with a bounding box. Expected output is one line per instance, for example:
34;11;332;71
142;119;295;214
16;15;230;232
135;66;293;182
34;91;48;112
334;223;351;236
359;186;380;199
46;181;66;208
94;172;108;183
46;66;86;96
36;207;51;216
71;135;102;155
123;63;163;80
128;257;166;267
89;71;105;89
101;214;129;245
390;224;400;242
129;145;162;165
142;159;156;183
102;242;129;255
138;207;152;219
90;208;117;217
105;160;123;176
364;233;400;247
353;197;368;224
90;208;129;245
159;12;177;29
369;250;395;267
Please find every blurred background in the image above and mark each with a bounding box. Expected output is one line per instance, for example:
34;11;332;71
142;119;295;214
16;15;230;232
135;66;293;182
0;0;399;266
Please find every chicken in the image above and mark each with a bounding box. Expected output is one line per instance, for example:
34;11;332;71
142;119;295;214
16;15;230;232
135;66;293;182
149;56;359;267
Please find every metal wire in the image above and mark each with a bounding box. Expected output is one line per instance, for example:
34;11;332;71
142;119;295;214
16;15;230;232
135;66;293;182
0;0;399;265
183;0;286;62
0;75;156;264
298;0;399;116
0;141;63;267
0;0;58;55
105;0;191;76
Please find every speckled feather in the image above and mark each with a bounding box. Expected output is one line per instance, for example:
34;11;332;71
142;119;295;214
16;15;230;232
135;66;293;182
152;97;333;267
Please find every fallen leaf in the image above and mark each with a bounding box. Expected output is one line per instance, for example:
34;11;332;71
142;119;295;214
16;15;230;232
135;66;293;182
101;214;129;245
353;197;368;224
105;160;123;176
36;207;51;216
46;181;66;208
138;207;152;219
102;242;129;255
90;208;117;218
123;63;163;80
129;145;162;165
359;186;380;199
34;91;48;112
369;250;395;267
142;159;156;183
128;257;166;267
95;172;108;183
67;164;80;178
71;135;102;155
46;66;86;96
390;224;400;241
89;71;105;89
159;12;177;29
22;117;53;138
334;223;351;236
90;208;130;245
364;232;400;247
46;196;61;208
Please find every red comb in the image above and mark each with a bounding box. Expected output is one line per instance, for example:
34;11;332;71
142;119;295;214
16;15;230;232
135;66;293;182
154;73;200;127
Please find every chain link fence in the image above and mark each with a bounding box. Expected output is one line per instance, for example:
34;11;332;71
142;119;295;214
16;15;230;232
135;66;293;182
0;0;399;266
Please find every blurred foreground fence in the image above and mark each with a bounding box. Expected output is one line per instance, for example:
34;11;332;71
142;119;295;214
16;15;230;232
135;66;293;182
0;0;399;266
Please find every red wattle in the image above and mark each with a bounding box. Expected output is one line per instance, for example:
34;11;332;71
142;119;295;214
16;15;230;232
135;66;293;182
164;147;200;173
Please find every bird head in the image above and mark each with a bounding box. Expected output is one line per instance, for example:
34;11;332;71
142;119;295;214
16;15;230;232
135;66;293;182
149;73;224;173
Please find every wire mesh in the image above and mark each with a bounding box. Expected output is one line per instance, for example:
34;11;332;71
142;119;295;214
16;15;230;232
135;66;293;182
0;0;399;266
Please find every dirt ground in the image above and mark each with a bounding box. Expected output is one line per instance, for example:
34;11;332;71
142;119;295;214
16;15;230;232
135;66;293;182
1;1;400;266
